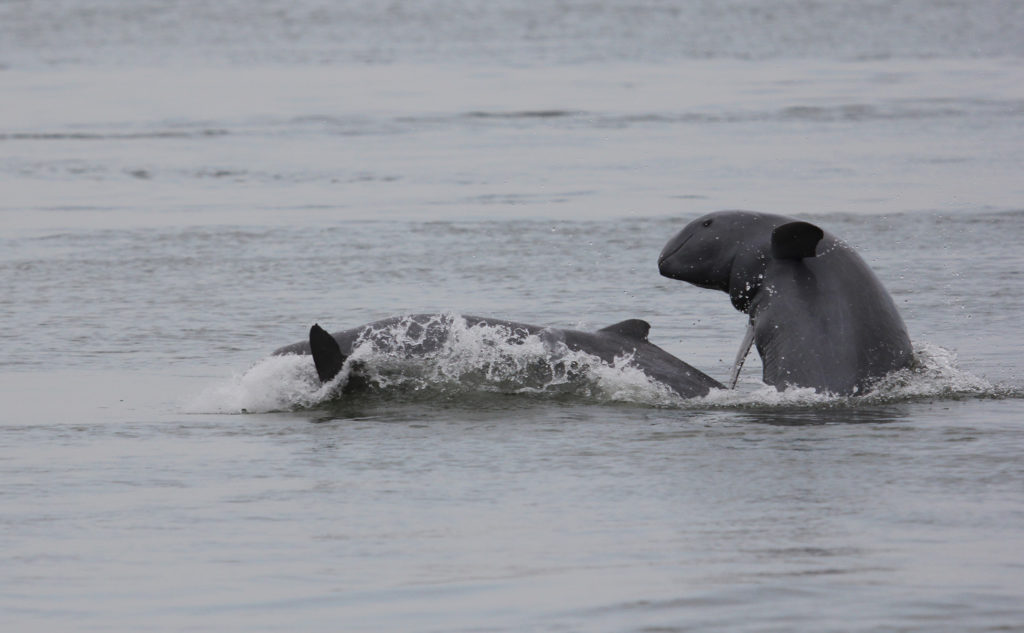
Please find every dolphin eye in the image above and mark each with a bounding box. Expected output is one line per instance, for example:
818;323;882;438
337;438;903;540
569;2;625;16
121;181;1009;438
702;219;713;227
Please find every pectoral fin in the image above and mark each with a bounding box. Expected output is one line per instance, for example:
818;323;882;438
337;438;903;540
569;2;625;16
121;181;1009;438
728;321;757;389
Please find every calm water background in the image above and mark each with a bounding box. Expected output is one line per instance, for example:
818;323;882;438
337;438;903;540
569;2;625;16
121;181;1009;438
2;1;1024;631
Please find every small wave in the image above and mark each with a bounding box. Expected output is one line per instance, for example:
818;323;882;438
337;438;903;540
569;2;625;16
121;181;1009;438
0;129;228;142
463;110;582;119
453;100;1024;129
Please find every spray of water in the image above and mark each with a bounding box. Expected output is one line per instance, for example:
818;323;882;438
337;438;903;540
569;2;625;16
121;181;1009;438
188;320;1003;414
700;341;998;408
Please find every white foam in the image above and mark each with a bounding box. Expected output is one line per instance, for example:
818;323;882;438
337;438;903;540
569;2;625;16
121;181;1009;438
585;352;686;406
694;341;997;409
699;383;838;408
343;315;683;405
861;341;994;401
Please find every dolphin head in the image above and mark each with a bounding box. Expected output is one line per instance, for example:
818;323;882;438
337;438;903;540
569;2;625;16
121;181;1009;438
659;211;753;291
659;210;791;312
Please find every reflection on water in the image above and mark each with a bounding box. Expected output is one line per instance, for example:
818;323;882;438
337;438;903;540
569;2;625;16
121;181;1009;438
732;405;912;426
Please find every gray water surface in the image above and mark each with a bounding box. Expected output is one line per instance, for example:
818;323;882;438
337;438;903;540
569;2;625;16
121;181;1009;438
2;1;1024;631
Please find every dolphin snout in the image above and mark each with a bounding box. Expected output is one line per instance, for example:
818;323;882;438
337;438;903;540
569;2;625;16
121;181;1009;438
658;233;691;277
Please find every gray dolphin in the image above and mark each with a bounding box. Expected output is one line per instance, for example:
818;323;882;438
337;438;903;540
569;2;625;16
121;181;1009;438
658;210;912;395
273;314;723;398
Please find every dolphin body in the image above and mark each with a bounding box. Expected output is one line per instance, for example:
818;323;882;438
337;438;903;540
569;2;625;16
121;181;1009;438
273;314;723;398
658;210;913;395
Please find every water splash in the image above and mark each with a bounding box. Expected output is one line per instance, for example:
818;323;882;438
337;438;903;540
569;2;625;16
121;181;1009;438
861;341;996;402
188;332;1005;414
697;341;1000;409
186;354;330;414
188;316;680;413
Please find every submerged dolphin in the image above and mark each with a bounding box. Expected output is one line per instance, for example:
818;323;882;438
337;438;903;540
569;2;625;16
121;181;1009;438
658;211;912;395
273;314;723;398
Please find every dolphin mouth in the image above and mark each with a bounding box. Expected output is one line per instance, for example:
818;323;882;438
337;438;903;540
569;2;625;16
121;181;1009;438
658;233;692;268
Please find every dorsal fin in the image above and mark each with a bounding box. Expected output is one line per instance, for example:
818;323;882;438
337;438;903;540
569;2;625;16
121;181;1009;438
309;323;346;383
598;319;650;341
771;221;824;259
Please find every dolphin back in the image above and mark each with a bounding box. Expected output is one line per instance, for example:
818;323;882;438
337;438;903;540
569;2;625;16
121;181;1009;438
273;314;721;399
753;230;913;394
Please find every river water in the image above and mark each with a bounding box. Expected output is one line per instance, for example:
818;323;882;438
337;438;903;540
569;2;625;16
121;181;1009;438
2;1;1024;631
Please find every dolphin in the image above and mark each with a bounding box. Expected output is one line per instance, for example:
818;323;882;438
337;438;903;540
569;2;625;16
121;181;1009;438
658;210;912;395
273;314;723;398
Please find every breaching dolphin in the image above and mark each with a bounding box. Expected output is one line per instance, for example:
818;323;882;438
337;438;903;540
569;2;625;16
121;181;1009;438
658;210;912;395
273;314;723;398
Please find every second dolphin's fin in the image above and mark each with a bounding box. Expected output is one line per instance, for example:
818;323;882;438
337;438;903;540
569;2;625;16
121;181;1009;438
310;323;346;383
598;319;650;342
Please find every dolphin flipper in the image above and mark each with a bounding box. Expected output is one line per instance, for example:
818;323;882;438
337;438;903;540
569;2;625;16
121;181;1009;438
309;323;346;383
771;221;824;259
728;321;757;389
